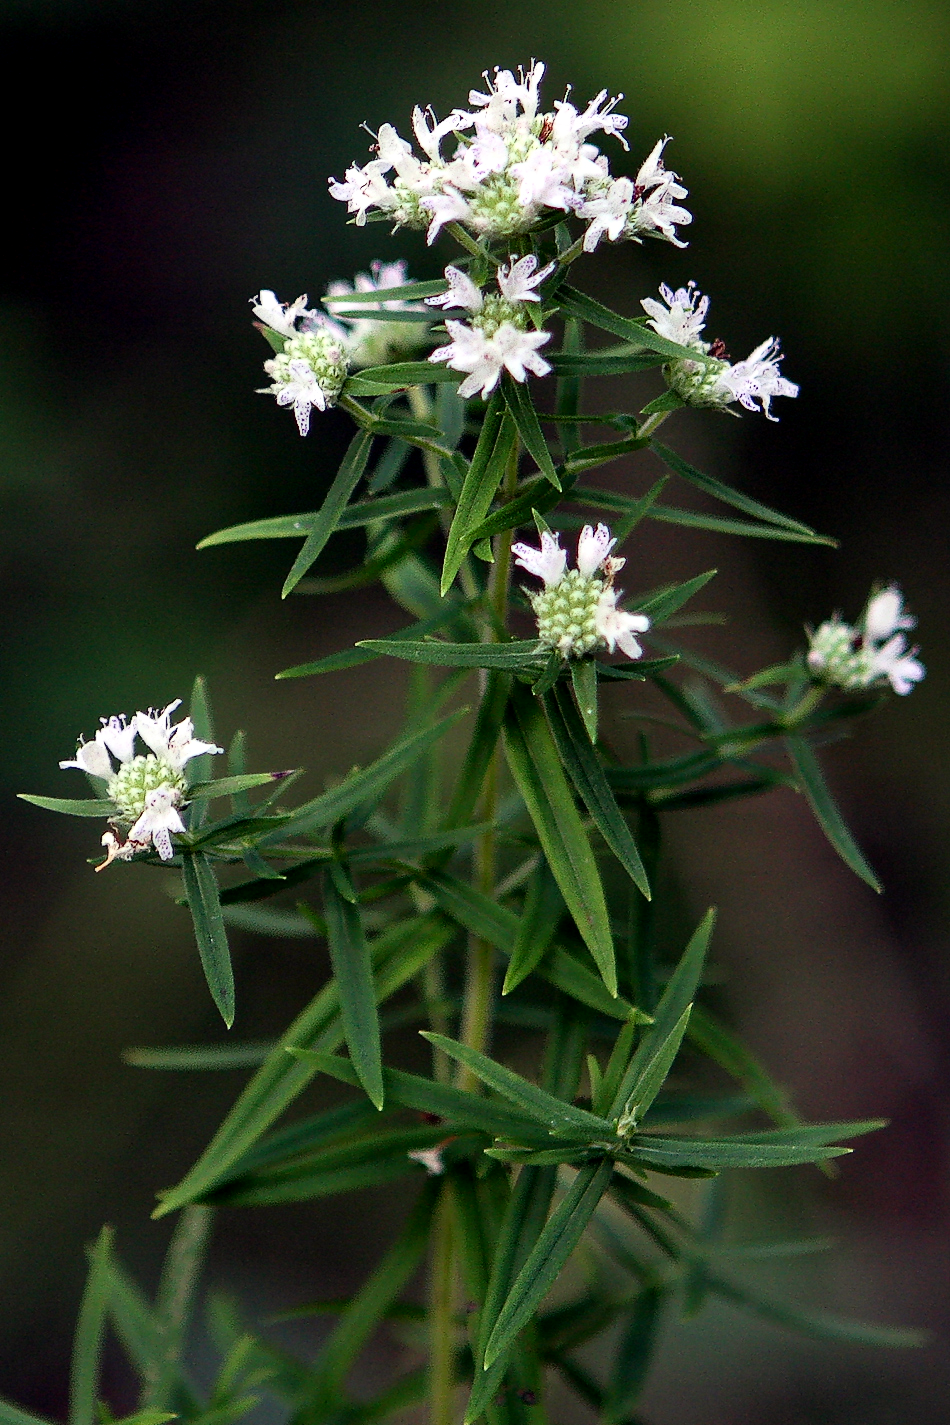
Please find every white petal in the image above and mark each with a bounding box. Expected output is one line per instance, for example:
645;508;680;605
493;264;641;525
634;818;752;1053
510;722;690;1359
576;523;615;578
60;737;114;781
513;531;567;587
98;716;137;764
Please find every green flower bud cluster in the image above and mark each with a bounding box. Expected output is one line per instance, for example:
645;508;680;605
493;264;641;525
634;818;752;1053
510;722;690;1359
108;755;186;822
473;292;527;337
531;569;605;658
807;619;876;691
268;327;349;405
663;355;730;408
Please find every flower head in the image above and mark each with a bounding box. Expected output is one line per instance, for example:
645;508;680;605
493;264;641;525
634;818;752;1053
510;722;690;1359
807;586;925;697
257;316;350;435
323;259;431;369
60;702;223;866
329;61;635;247
427;257;553;398
514;524;648;660
250;290;317;339
579;136;691;253
642;282;799;421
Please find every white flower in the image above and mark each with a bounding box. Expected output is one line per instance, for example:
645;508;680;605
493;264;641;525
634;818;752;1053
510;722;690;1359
712;337;799;421
516;526;649;660
509;146;576;213
429;320;551;399
59;733;116;782
595;588;651;660
496;254;555;304
419;187;471;244
576;522;617;578
250;291;315;339
641;281;709;350
512;530;567;586
267;358;329;436
327;158;395;225
579;137;691;252
134;700;223;770
259;317;350;435
863;585;915;643
425;265;484;313
580;177;636;252
807;585;924;697
871;634;925;696
127;786;187;862
552;89;629;148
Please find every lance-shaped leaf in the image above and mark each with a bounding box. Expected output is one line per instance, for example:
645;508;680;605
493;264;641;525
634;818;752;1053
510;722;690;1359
277;604;465;680
322;874;384;1110
152;914;450;1216
18;795;115;817
441;391;510;594
623;1134;852;1170
650;440;823;537
545;686;650;899
502;376;560;488
281;429;374;598
356;638;546;670
484;1159;613;1367
785;735;881;891
609;909;715;1124
182;851;235;1028
421;1033;615;1141
636;569;717;624
503;859;564;995
69;1227;113;1425
257;708;467;845
198;489;452;549
602;1284;666;1423
344;360;462;395
549;348;664;377
504;686;616;996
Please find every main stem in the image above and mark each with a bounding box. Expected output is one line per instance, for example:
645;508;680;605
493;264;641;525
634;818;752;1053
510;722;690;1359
429;432;519;1425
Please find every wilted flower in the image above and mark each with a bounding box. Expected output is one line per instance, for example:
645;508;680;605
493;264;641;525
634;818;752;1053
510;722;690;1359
642;281;799;421
59;700;222;865
513;523;649;660
807;586;925;696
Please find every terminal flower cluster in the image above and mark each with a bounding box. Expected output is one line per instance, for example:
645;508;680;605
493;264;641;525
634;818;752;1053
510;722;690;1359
642;282;799;421
807;586;925;696
60;700;222;865
328;61;691;252
513;523;650;660
427;255;554;398
252;262;429;433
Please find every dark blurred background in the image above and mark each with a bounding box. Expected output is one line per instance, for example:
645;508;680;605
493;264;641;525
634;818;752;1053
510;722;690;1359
2;1;949;1420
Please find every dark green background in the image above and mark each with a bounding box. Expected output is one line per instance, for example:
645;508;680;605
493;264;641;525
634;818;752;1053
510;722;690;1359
2;2;949;1420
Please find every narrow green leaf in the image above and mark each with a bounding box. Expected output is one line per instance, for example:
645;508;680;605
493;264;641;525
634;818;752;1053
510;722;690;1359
142;1206;212;1409
569;658;598;743
484;1160;613;1367
555;316;582;460
558;285;722;364
69;1227;113;1425
258;707;467;845
197;490;448;549
687;1005;798;1130
646;503;836;546
356;638;545;670
17;794;114;817
603;1285;665;1423
0;1404;53;1425
704;1273;928;1348
152;914;450;1216
421;1033;615;1140
182;851;235;1028
650;440;822;537
444;670;510;834
322;874;384;1109
277;604;464;679
344;361;461;395
546;686;650;899
639;389;686;415
326;279;448;305
281;429;374;597
502;377;560;488
504;685;616;996
785;735;881;891
503;860;564;995
609;909;716;1121
623;1135;850;1169
549;349;664;377
637;569;717;623
616;1006;693;1133
440;390;506;593
187;773;287;801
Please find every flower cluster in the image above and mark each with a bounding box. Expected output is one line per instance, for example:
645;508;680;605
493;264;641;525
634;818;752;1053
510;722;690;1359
807;586;925;696
329;61;690;251
252;262;429;434
323;259;431;369
642;282;799;421
60;700;222;865
427;254;554;398
513;523;650;660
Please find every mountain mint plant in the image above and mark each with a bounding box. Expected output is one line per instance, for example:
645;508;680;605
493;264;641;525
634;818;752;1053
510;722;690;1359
16;57;927;1425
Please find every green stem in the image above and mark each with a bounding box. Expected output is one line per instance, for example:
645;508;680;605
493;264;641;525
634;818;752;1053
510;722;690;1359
429;1186;457;1425
781;683;825;728
458;436;519;1087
